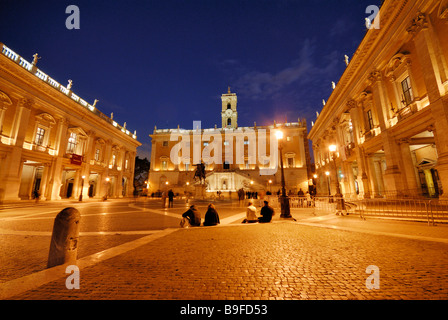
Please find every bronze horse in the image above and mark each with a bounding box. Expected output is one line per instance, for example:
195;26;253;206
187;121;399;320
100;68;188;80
193;162;206;184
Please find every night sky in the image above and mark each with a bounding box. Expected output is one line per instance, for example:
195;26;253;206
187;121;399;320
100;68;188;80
0;0;381;161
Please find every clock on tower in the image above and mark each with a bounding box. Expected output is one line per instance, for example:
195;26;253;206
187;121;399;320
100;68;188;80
221;87;238;128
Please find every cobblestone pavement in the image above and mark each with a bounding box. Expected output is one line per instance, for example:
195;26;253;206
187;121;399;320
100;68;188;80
4;218;448;300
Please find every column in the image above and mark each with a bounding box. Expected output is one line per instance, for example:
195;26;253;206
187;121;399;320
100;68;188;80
0;95;11;139
72;169;80;200
348;100;371;199
117;147;127;197
397;139;419;195
103;140;112;197
81;131;95;198
356;147;371;199
365;156;379;197
10;98;33;147
48;117;69;200
368;70;391;132
39;163;51;200
407;13;446;102
380;131;405;197
298;130;306;167
0;98;33;201
343;161;356;196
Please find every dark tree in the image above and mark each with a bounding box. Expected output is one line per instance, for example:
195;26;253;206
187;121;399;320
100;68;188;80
134;156;150;194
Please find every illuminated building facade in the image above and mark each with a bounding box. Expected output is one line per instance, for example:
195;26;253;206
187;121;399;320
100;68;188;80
148;89;312;197
308;0;448;198
0;43;141;202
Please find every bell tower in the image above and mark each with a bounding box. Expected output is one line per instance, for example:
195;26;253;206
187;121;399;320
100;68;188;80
221;87;238;128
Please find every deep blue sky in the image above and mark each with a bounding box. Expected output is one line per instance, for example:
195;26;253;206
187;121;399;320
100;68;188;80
0;0;381;160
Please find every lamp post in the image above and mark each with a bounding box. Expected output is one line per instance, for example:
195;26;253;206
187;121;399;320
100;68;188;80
325;171;331;196
185;181;190;204
105;177;110;200
275;130;293;219
79;175;86;201
329;144;346;214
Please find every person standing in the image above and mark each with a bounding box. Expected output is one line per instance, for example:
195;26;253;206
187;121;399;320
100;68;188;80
298;188;305;207
168;189;174;208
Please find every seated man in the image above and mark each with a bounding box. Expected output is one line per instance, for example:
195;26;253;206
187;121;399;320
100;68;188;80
258;200;275;223
182;205;201;227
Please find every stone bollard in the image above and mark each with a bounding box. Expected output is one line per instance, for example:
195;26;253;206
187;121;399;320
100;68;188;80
47;207;81;268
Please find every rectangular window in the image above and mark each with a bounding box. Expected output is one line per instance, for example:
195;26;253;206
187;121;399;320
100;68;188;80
223;161;230;170
95;148;100;161
203;142;209;146
162;141;168;147
287;158;294;168
185;163;190;171
35;127;45;146
161;161;167;170
243;140;249;145
367;110;374;130
401;76;414;106
112;154;116;166
67;132;77;153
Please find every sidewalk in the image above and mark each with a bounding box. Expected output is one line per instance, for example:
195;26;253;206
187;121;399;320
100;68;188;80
1;209;448;300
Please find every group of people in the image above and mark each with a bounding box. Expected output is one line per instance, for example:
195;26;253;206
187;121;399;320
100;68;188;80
180;203;220;228
180;200;276;228
242;200;275;224
296;188;313;207
236;188;258;201
161;189;175;208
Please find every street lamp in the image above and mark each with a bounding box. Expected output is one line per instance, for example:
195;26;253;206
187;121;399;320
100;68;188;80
79;175;86;201
311;174;318;196
275;129;293;219
328;144;346;214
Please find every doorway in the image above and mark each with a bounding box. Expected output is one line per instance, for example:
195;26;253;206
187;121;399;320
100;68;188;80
66;182;74;198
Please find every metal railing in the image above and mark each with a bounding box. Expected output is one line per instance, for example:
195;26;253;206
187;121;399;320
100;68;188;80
312;196;448;225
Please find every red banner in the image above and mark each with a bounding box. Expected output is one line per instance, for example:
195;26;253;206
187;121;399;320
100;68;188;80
71;154;83;165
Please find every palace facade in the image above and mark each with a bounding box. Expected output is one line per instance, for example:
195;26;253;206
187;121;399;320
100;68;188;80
148;89;312;197
308;0;448;199
0;43;141;202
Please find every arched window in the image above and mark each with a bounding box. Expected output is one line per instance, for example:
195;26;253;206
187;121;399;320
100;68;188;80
227;118;232;126
227;103;231;109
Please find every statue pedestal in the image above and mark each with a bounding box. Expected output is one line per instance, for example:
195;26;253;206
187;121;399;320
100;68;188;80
194;184;206;199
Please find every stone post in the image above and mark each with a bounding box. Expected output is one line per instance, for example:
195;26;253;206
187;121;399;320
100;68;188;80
47;207;81;268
